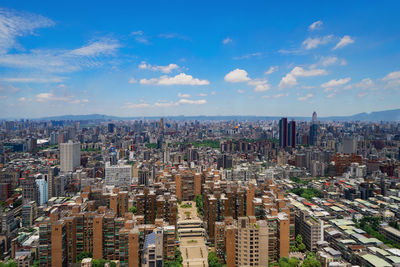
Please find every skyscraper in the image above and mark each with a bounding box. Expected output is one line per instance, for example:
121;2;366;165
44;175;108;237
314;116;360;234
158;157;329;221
60;141;80;173
287;120;296;148
36;179;48;205
310;111;319;146
279;118;288;148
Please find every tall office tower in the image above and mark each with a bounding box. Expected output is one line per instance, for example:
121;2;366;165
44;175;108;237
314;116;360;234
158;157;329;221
342;135;357;154
279;117;288;148
226;217;269;267
312;111;317;123
159;118;164;134
21;176;38;204
104;161;132;186
287;120;296;148
217;154;233;169
107;123;115;133
60;140;80;173
35;179;48;205
310;112;319;146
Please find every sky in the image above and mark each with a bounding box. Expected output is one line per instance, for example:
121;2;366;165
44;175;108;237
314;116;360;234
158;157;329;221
0;1;400;118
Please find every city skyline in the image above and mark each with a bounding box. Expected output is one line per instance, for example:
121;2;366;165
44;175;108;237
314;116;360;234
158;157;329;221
1;1;400;118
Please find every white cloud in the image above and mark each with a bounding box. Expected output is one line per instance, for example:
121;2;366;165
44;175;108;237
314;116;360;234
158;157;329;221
358;92;368;98
326;93;336;98
158;33;189;40
320;56;338;66
178;92;191;98
130;30;149;44
382;71;400;81
222;37;232;44
154;101;178;107
198;93;207;97
291;67;327;77
237;89;245;94
140;73;209;86
131;30;144;36
279;74;298;89
224;69;251;83
265;66;278;75
309;20;323;31
274;93;289;98
0;38;120;73
122;102;150;109
233;52;262;60
279;66;327;89
0;84;20;94
344;78;373;90
36;92;71;102
178;99;207;105
210;91;216;95
262;95;270;99
128;78;137;84
248;79;270;92
69;39;120;56
0;76;64;83
139;61;179;73
0;8;54;54
298;93;313;101
321;77;351;88
0;95;7;100
18;97;27;102
333;35;354;50
302;35;333;49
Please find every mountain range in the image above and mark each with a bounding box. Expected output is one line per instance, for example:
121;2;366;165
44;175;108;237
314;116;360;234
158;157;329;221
4;108;400;122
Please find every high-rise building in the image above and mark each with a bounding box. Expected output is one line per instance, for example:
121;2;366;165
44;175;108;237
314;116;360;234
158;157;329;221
310;112;319;146
279;118;288;148
217;154;233;169
108;123;115;133
60;141;80;173
226;216;269;267
21;176;38;204
312;111;317;123
104;161;132;186
288;120;296;148
295;210;323;252
142;229;164;267
35;179;48;205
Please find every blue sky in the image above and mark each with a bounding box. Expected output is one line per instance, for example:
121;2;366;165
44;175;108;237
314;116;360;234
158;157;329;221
0;1;400;118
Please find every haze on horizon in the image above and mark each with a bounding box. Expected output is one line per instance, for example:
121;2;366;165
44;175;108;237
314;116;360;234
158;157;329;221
0;0;400;118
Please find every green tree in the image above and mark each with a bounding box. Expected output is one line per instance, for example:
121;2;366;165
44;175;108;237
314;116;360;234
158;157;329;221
0;260;17;267
301;253;321;267
208;251;222;267
295;234;306;252
128;205;137;214
195;195;203;216
77;251;93;262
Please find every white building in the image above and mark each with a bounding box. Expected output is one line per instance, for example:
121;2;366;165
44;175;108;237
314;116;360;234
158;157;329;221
105;161;132;186
60;141;80;173
35;179;48;205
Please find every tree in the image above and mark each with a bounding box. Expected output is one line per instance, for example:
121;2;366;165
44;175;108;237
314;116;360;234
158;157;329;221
295;234;306;252
128;205;137;214
301;253;321;267
77;251;93;262
208;251;222;267
195;195;203;215
0;260;17;267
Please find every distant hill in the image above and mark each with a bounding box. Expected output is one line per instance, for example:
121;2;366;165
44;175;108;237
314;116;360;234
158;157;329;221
11;108;400;122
